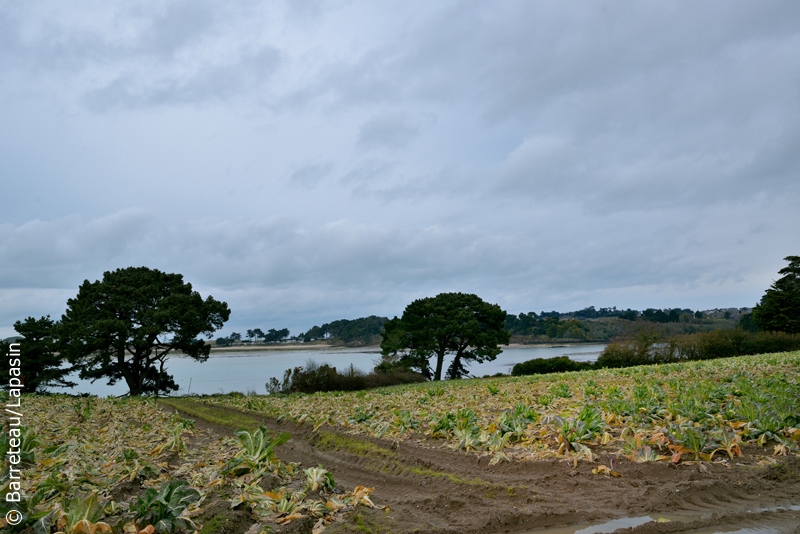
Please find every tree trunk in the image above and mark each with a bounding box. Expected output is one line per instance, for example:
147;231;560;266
118;345;141;396
155;359;165;398
434;348;446;381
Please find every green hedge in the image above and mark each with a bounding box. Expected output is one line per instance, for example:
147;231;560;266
596;330;800;369
511;330;800;376
267;360;426;394
511;356;593;376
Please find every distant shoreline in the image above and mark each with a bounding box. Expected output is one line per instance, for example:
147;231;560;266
206;341;606;354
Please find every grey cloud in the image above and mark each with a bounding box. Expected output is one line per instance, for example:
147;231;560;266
264;1;800;214
82;46;280;111
409;2;800;123
357;114;426;150
284;0;328;24
0;3;282;110
289;162;333;189
0;209;152;289
340;159;395;186
142;1;216;58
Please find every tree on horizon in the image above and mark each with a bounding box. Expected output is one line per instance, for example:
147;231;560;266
58;266;230;396
380;292;510;381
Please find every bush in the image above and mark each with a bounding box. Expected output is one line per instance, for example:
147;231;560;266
511;356;592;376
596;329;800;369
594;342;650;368
267;359;426;395
595;325;668;368
671;330;800;361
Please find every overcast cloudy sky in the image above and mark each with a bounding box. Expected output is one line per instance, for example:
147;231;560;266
1;1;798;338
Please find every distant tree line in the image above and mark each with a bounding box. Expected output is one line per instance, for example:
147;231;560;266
221;305;748;351
504;307;699;337
503;314;588;339
503;306;727;342
301;316;387;345
220;305;748;351
216;327;291;347
568;306;629;319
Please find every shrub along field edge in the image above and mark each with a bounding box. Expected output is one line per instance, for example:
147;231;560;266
513;330;800;376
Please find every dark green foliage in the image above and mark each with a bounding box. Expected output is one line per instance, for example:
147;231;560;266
0;316;75;393
58;267;230;396
753;255;800;334
302;316;387;344
504;314;588;337
264;327;290;343
572;306;617;319
302;324;328;342
511;356;593;376
738;312;758;332
504;311;540;333
380;292;510;381
640;308;693;323
218;327;289;346
223;426;291;475
596;341;660;368
267;360;425;394
504;307;697;337
134;480;200;532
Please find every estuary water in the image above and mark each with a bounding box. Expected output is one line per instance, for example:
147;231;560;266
62;344;606;397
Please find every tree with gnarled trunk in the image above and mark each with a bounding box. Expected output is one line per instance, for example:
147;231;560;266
58;266;230;396
380;292;510;381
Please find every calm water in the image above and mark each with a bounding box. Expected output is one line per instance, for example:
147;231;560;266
63;344;606;397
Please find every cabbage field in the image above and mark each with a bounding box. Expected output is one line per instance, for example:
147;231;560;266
206;351;800;465
2;351;799;534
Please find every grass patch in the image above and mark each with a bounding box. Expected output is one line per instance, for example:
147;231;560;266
311;431;397;459
327;509;392;534
312;430;491;486
159;398;264;430
198;515;227;534
410;467;489;486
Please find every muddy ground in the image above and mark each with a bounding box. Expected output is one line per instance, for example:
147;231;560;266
161;400;800;534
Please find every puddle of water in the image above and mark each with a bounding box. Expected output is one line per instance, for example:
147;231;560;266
514;505;800;534
516;513;705;534
686;528;783;534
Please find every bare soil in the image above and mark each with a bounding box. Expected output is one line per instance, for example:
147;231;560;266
162;400;800;534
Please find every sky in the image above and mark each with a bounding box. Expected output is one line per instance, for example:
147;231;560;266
1;1;799;339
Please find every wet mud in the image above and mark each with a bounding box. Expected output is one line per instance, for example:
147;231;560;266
163;400;800;534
